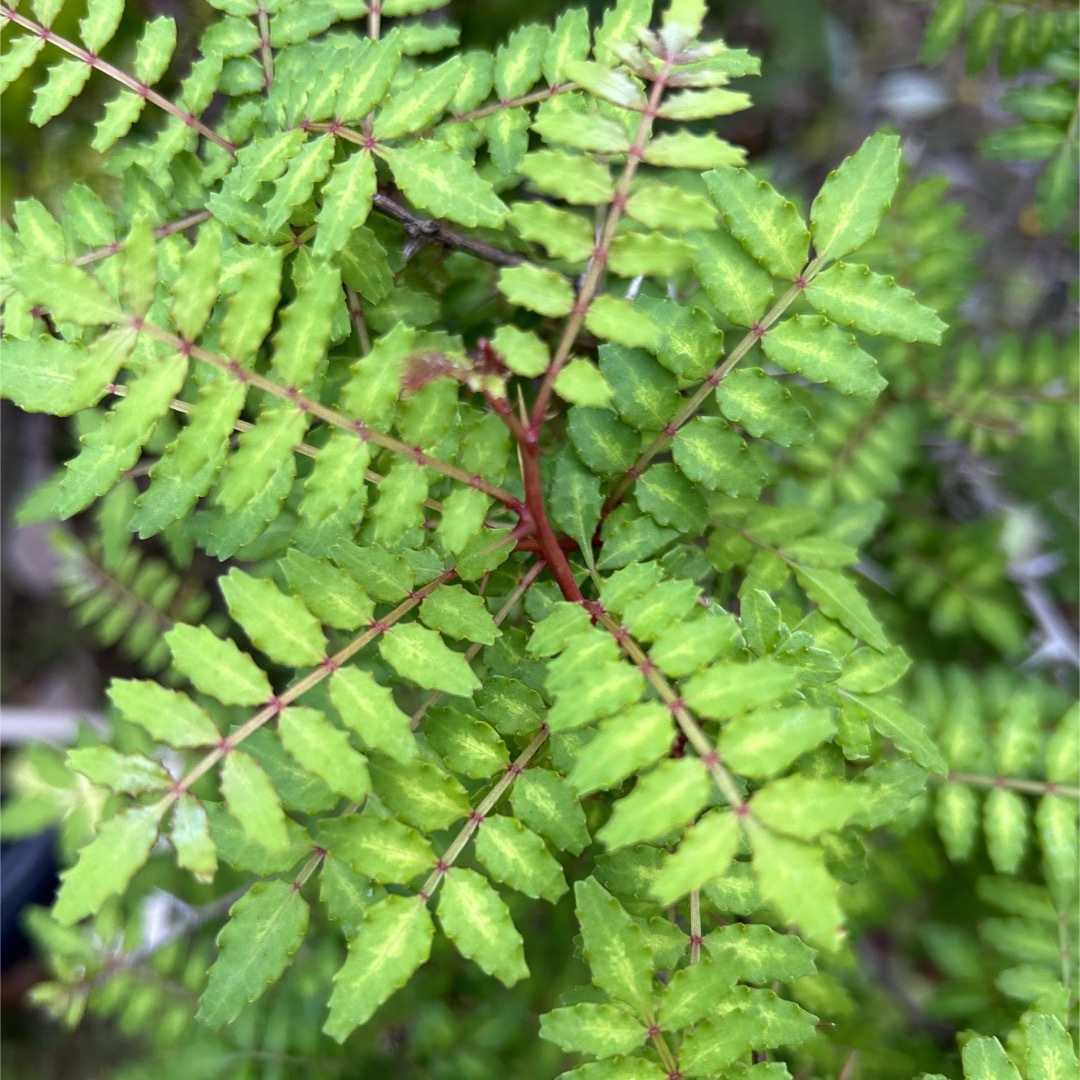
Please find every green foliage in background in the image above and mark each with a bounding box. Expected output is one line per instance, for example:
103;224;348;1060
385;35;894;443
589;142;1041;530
0;1;1076;1078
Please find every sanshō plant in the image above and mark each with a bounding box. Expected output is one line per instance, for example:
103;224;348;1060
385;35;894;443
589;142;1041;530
1;1;1076;1078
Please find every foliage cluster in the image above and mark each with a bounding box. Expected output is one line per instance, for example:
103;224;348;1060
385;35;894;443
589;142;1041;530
0;1;1076;1078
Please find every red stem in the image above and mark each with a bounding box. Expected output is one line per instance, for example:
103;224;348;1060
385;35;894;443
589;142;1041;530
519;441;583;603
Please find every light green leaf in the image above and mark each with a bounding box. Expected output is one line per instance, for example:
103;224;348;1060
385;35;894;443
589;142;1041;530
371;460;428;545
475;815;568;903
497;264;575;317
438;867;528;987
280;550;374;631
984;787;1029;875
543;8;590;84
170;220;222;340
419;585;498;645
1;336;115;417
220;749;290;854
380;622;481;698
568;408;637;476
277;706;370;803
383;141;508;228
555;359;614;408
810;131;901;262
608;232;694;278
649;609;743;679
508;201;594;263
264;134;335;233
533;106;630;154
540;1003;646;1058
837;646;911;694
165;624;272;706
706;923;817;983
843;692;947;774
575;877;654;1013
552;450;603;564
652;809;741;905
704;169;809;280
804;262;946;344
598;757;712;851
684;659;799;720
643;131;745;170
219;247;286;360
205;801;310;877
919;0;967;64
495;23;549;98
121;217;156;317
627;182;718;233
325;895;434;1041
372;55;463;139
762;315;886;399
335;37;401;121
220;569;327;668
792;564;889;651
367;753;470;831
692;228;775;329
53;803;167;925
332;539;415;602
715;367;813;447
962;1036;1023;1080
510;768;591;855
660;86;752;121
270;261;342;389
170;794;217;883
564;59;647;110
318;812;435;883
935;782;981;862
750;776;865;840
717;705;837;779
520;149;614;205
198;881;309;1028
749;825;844;951
29;58;93;127
491;325;549;378
569;703;673;795
65;746;170;796
586;296;661;350
1037;795;1078;895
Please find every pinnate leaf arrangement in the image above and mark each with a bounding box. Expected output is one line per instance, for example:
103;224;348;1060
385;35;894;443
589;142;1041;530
0;0;1077;1078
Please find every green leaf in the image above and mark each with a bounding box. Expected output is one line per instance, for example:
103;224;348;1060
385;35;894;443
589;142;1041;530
491;325;549;378
983;787;1029;875
706;923;817;983
510;768;591;854
636;464;708;532
657;954;740;1030
586;297;661;350
551;450;603;563
206;801;310;876
715;367;813;447
684;659;799;720
962;1036;1022;1080
627;183;717;233
575;877;654;1013
475;815;568;903
543;8;590;84
520;149;614;205
170;794;218;883
57;353;187;518
220;568;327;667
383;142;508;228
716;705;838;779
495;23;549;97
568;408;637;476
919;0;967;64
555;359;615;408
649;609;743;679
372;55;462;139
419;585;498;645
421;708;509;778
598;757;712;851
1025;1014;1079;1080
264;134;335;233
53;803;167;926
843;692;947;774
219;247;286;360
318;812;435;883
29;58;93;127
367;753;470;831
280;550;374;631
936;782;981;862
198;880;310;1028
121;218;156;317
704;169;809;280
325;895;434;1041
804;262;946;344
533;104;630;154
636;296;724;382
749;826;844;951
652;809;741;904
65;746;170;796
810;132;901;262
332;540;414;601
380;622;481;698
277;706;370;803
762;315;887;399
791;564;889;651
1;336;115;417
673;417;767;497
220;749;291;854
269;262;342;389
509;200;595;263
643;132;745;170
750;776;865;840
335;37;401;121
660;86;752;121
170;221;223;340
540;1004;646;1058
166;624;272;706
837;646;911;694
438;867;528;986
569;703;673;795
497;265;575;317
